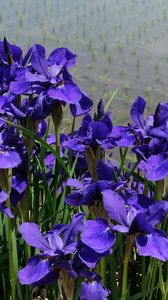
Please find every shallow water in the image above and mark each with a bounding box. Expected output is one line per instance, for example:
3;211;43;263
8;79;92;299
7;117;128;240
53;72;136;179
1;0;168;125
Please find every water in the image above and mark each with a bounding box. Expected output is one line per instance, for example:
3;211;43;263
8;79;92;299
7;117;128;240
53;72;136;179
1;0;168;124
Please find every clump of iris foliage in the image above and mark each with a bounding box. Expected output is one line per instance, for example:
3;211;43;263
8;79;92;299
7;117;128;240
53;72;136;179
0;37;167;300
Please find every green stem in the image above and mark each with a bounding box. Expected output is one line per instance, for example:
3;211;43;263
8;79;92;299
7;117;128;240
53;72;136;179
148;259;158;300
56;126;60;155
7;215;16;300
52;126;61;215
154;180;164;200
71;116;75;138
0;169;16;299
121;235;135;300
120;148;128;171
100;257;106;286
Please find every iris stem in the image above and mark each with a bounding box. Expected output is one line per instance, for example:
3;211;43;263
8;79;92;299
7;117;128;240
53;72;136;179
71;116;75;138
7;214;16;300
100;257;106;286
121;235;134;300
148;259;158;300
53;126;60;215
1;168;16;299
120;147;128;171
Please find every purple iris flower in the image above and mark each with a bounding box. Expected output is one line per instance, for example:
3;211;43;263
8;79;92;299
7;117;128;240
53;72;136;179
132;138;168;181
9;44;92;116
0;38;31;94
18;213;84;285
108;125;135;148
65;100;113;152
65;159;135;208
65;177;111;207
70;254;110;299
102;189;168;261
129;96;168;141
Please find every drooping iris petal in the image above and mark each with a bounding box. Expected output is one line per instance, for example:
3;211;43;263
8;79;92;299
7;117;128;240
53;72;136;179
141;153;168;181
18;255;58;286
129;213;154;234
48;81;82;103
79;244;110;268
0;146;21;169
80;280;110;300
19;222;50;252
9;78;31;95
64;137;87;152
65;192;86;206
111;126;135;147
136;230;168;261
102;190;127;225
96;159;115;181
146;201;168;226
70;93;93;116
81;218;115;253
130;96;146;128
30;44;48;77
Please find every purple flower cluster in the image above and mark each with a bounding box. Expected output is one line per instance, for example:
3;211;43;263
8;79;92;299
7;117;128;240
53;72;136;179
0;39;168;299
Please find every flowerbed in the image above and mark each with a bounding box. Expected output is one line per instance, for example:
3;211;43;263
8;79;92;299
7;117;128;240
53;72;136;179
0;38;167;300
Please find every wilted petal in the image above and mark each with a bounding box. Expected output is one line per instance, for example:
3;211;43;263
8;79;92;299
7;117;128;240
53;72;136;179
136;230;168;261
19;222;50;252
81;218;115;253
